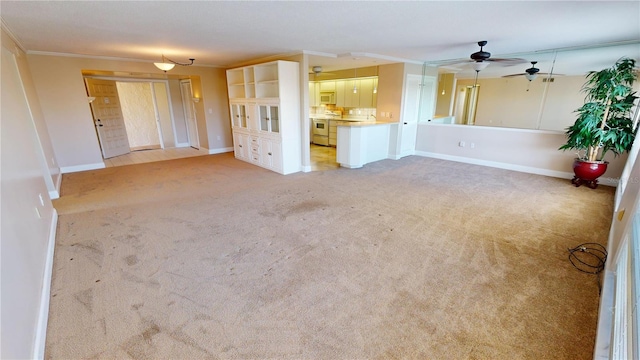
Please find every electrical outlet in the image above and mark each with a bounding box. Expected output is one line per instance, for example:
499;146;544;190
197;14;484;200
470;143;475;149
459;141;465;147
35;207;41;219
38;193;45;206
389;112;393;118
217;135;221;141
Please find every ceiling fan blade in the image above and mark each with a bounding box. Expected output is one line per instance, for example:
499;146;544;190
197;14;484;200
502;72;564;78
486;58;528;65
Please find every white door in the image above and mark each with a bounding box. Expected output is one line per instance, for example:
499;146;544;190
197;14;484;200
399;75;422;157
86;78;131;159
180;80;200;149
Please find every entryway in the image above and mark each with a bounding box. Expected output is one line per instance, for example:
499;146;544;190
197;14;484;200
103;147;207;168
84;75;201;167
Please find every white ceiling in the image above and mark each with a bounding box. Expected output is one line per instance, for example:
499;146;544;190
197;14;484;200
1;1;639;78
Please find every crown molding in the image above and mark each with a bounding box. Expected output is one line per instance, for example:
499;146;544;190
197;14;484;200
26;50;223;68
1;18;27;53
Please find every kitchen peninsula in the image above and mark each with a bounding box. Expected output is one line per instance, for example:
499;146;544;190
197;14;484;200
336;120;396;168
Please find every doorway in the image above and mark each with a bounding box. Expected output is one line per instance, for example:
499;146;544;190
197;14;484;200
85;77;189;163
116;82;163;151
454;85;480;125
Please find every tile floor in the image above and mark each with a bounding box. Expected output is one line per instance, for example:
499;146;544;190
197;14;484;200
103;147;209;168
310;144;339;171
103;144;339;172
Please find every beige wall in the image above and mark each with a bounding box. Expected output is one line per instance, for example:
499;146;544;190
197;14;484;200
415;123;627;183
26;54;231;170
1;28;58;359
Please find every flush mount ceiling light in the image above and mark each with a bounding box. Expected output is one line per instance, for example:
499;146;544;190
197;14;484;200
154;55;195;72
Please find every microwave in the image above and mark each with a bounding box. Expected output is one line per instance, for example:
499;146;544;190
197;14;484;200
319;91;335;104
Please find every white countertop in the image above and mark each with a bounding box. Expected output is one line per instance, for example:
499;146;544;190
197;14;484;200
335;120;395;127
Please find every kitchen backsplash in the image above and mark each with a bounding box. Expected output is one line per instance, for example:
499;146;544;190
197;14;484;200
310;105;377;121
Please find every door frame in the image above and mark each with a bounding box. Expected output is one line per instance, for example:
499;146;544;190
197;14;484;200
85;76;181;154
180;79;200;149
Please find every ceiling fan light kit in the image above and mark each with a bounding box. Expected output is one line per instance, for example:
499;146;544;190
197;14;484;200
524;61;540;81
472;61;490;71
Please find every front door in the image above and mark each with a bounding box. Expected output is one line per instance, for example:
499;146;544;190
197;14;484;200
85;78;131;159
180;80;200;149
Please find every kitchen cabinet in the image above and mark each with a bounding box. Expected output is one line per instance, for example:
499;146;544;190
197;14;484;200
309;82;320;106
335;80;346;107
359;78;375;108
345;80;360;107
329;120;342;146
226;60;301;174
319;81;336;92
334;77;378;108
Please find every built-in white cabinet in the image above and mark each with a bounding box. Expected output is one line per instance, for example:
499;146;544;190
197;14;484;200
258;104;280;133
226;60;301;175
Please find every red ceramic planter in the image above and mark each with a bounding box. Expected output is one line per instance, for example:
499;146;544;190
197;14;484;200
571;159;608;188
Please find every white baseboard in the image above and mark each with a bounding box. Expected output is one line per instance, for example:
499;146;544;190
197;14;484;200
48;189;59;200
48;172;62;200
415;151;576;180
208;147;234;155
60;162;105;174
33;208;58;360
593;269;615;360
301;165;312;173
176;142;190;148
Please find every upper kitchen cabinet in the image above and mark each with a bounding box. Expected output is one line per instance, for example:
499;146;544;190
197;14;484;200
359;78;376;108
309;82;320;106
335;77;377;108
226;60;301;175
319;81;336;92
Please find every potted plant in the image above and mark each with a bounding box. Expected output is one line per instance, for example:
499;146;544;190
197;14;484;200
559;57;638;189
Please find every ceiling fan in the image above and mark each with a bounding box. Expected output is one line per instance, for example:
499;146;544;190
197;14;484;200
308;66;337;77
502;61;562;81
439;41;527;70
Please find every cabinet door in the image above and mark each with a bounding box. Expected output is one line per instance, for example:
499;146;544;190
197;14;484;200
319;81;336;92
270;140;283;172
233;132;249;160
259;105;280;133
335;80;346;107
246;103;258;130
359;79;374;108
309;82;319;107
373;78;378;107
230;103;247;128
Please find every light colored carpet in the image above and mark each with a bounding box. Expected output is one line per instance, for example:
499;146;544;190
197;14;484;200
49;153;614;359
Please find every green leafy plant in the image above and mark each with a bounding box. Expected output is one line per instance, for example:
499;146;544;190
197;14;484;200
559;57;638;162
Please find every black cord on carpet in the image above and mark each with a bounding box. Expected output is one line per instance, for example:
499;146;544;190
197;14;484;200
568;243;608;293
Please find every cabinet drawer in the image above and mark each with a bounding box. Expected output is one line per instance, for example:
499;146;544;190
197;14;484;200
251;143;260;154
